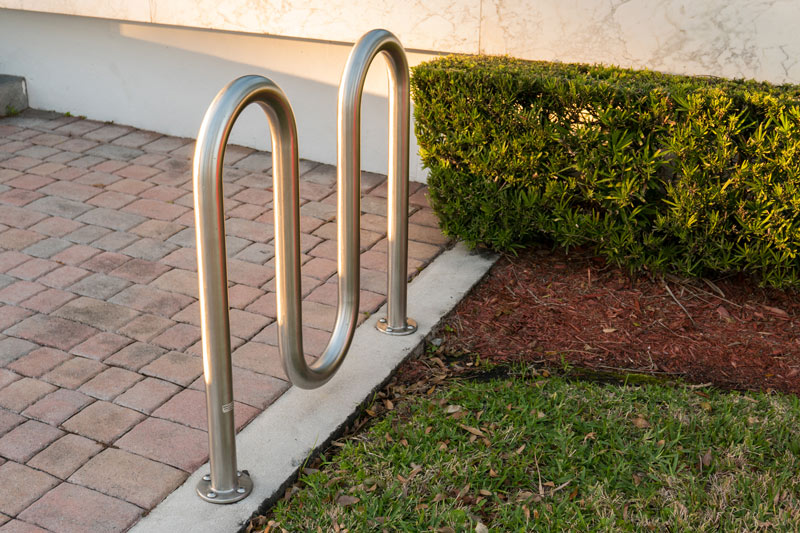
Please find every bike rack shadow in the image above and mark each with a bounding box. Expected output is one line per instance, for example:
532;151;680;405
192;29;417;503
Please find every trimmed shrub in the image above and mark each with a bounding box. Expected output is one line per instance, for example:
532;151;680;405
412;56;800;287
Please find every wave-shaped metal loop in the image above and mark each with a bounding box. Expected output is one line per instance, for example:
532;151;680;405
192;29;415;504
285;28;417;391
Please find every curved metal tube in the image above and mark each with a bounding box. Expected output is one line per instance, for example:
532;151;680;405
193;75;301;503
284;28;417;389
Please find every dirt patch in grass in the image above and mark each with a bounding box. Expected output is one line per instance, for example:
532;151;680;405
435;245;800;395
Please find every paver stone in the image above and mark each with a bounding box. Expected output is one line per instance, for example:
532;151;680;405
71;332;131;361
69;448;186;509
0;520;49;532
27;434;104;480
78;367;141;401
0;410;24;438
0;420;64;462
140;351;202;386
104;341;166;371
153;388;258;432
116;418;207;472
18;483;141;533
53;296;138;332
5;314;98;351
114;377;180;414
0;462;58;516
22;389;93;426
41;357;106;389
62;401;144;444
6;347;69;377
0;378;56;413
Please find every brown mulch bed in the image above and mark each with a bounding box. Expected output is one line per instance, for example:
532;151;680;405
436;245;800;395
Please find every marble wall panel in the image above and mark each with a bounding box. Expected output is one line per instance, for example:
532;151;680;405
480;0;800;84
0;0;482;53
0;0;150;22
148;0;482;53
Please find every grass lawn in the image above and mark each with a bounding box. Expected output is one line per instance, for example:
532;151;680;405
254;363;800;532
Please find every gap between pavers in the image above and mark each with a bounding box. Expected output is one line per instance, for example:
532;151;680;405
130;243;497;533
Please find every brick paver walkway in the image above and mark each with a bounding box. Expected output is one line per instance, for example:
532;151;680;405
0;110;447;532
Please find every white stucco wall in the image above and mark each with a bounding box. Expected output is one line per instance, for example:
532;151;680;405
1;1;799;181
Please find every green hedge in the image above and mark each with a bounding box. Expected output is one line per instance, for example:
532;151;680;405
412;56;800;287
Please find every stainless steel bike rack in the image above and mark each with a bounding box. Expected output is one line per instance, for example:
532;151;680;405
192;29;416;504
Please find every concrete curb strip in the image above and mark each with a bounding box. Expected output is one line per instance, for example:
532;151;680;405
130;242;497;533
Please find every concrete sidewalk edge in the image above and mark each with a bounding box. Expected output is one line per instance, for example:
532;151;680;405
129;242;498;533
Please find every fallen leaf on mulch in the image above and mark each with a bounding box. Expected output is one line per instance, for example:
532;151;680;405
716;305;733;322
762;305;789;318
